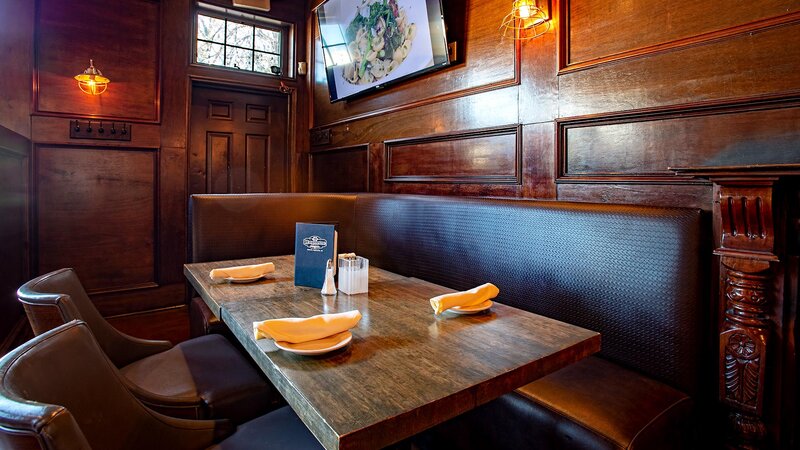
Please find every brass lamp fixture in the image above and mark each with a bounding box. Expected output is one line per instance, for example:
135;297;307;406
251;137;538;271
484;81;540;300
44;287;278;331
500;0;550;41
74;60;110;95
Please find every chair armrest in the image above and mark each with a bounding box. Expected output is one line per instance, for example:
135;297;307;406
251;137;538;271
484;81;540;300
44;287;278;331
145;409;236;447
19;289;173;367
121;376;207;419
0;398;93;450
107;332;173;367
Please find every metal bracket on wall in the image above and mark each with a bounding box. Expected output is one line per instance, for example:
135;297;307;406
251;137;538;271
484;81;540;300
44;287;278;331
69;120;132;141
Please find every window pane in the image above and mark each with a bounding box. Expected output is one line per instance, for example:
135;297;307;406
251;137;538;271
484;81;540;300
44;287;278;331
197;41;225;66
197;15;225;43
255;28;280;53
227;22;254;49
226;47;253;70
254;52;280;74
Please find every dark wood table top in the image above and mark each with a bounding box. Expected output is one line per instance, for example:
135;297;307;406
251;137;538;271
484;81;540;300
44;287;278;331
185;256;601;450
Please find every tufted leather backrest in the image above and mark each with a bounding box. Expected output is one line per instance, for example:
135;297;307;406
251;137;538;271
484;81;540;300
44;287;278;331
190;193;359;262
353;195;708;395
187;193;708;395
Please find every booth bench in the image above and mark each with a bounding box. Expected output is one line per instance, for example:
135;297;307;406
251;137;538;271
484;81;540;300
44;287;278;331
189;193;710;450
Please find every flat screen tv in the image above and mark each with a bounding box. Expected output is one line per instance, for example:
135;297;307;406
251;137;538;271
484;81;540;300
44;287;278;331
317;0;450;102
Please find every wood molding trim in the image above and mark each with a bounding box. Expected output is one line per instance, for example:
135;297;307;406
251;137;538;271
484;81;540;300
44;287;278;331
558;0;800;74
384;125;522;185
556;93;800;184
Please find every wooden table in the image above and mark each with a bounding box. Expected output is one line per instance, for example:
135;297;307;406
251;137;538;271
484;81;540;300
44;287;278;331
185;255;600;450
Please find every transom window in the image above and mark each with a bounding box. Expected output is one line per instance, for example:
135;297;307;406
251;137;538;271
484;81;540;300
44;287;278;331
196;13;283;75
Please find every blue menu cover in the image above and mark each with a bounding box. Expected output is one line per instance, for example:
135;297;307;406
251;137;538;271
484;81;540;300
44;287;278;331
294;222;337;289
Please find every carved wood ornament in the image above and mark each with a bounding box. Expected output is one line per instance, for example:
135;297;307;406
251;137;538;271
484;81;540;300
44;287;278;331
671;165;797;449
716;181;777;447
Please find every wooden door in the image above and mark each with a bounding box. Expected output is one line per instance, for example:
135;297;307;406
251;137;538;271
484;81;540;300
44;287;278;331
190;85;289;194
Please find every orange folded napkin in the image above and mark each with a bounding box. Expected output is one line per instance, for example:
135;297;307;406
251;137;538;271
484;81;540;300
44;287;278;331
253;310;362;343
209;262;275;280
430;283;500;315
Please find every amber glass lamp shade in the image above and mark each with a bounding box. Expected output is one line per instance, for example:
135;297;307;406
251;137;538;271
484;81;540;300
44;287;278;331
501;0;550;40
74;60;110;95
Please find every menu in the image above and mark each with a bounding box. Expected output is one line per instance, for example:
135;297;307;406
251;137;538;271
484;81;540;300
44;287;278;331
294;222;338;289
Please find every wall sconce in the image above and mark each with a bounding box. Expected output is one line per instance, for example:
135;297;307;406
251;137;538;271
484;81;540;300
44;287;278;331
74;59;110;95
501;0;550;41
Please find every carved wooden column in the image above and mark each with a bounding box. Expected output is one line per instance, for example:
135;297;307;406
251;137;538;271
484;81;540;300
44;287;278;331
673;166;799;450
715;178;778;448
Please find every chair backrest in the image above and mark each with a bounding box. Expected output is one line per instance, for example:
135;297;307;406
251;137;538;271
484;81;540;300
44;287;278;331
0;321;223;450
17;269;166;367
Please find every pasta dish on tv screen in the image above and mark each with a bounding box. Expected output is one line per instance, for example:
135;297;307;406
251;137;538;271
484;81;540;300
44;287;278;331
317;0;449;102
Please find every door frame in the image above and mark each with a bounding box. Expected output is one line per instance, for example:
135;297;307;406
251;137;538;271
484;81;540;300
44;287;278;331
187;75;295;195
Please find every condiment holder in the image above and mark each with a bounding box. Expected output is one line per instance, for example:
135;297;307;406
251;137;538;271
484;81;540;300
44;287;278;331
338;255;369;295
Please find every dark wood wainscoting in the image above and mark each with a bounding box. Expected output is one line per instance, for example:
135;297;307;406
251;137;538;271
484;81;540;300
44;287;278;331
384;126;521;185
35;145;157;294
557;98;800;183
309;145;369;193
0;127;30;353
29;121;185;317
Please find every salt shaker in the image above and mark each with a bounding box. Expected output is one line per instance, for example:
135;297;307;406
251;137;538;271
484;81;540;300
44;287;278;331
321;259;337;295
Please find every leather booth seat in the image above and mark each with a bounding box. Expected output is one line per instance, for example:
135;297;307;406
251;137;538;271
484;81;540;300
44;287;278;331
189;193;710;449
17;268;281;424
418;357;693;450
0;320;322;450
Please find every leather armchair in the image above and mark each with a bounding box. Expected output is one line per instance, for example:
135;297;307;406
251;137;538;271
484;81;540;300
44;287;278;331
0;320;322;450
17;269;280;423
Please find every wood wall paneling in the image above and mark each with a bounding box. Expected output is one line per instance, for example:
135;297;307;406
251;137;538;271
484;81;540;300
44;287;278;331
557;183;713;211
384;126;521;184
558;100;800;182
36;146;157;294
563;0;800;69
521;122;557;199
0;0;35;138
319;86;520;149
518;0;559;125
0;127;30;351
309;146;369;193
559;22;800;118
35;0;160;121
30;116;161;148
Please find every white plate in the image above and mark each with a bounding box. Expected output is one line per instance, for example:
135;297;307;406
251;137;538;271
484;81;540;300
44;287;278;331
224;275;265;283
274;331;353;356
448;300;493;315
